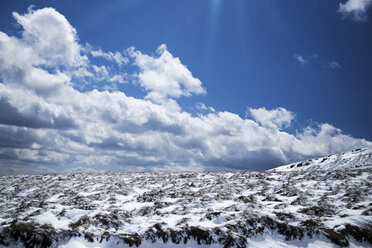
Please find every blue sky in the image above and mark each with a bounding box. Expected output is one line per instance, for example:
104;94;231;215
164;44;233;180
0;0;371;174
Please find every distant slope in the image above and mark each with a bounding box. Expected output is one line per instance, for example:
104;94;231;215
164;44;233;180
272;148;372;172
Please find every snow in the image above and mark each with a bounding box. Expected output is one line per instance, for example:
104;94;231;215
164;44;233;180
0;156;371;247
54;234;372;248
272;148;372;172
33;210;71;229
246;234;336;248
58;236;222;248
122;201;154;212
47;193;64;202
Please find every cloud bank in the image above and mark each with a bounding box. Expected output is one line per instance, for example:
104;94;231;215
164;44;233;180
0;7;371;174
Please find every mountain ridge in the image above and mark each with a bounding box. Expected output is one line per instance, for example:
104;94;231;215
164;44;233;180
271;148;372;172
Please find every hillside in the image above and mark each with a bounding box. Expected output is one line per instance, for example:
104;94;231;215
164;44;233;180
272;148;372;172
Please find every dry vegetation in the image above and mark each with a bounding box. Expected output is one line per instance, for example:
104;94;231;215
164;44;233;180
0;169;371;247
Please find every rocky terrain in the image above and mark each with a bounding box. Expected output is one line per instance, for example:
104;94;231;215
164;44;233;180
0;150;372;247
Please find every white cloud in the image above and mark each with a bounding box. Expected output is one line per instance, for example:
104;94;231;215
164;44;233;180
294;54;342;70
90;48;128;66
83;64;127;88
12;7;87;67
92;65;109;77
0;7;86;97
327;61;341;69
294;54;307;65
249;107;294;130
196;103;216;112
293;123;369;158
110;74;126;84
339;0;372;21
0;7;371;174
128;44;206;101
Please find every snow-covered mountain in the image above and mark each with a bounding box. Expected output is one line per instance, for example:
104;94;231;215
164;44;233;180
272;148;372;172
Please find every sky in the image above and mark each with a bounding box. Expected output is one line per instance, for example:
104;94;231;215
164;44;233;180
0;0;371;174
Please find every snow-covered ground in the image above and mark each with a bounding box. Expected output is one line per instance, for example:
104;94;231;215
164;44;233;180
272;148;372;172
0;167;371;247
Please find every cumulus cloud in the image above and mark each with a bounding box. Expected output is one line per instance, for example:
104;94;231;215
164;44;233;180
339;0;372;21
12;7;87;68
294;54;307;65
249;107;294;130
128;44;206;101
0;7;371;174
0;7;87;97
